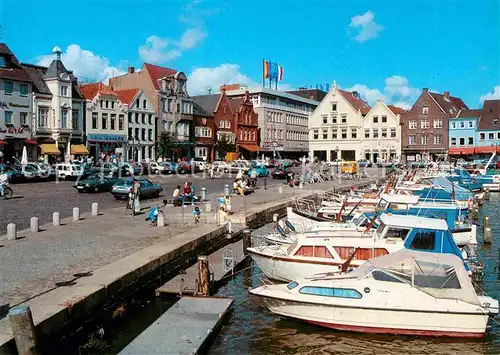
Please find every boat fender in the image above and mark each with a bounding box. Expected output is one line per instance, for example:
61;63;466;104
285;220;296;232
277;224;286;236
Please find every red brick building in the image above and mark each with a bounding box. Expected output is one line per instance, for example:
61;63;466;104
192;100;215;162
401;88;469;162
231;91;259;158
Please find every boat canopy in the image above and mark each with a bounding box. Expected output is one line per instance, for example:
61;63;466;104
380;213;448;231
350;249;479;305
380;194;420;205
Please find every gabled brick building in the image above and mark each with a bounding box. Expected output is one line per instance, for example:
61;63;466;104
401;88;468;162
231;91;259;158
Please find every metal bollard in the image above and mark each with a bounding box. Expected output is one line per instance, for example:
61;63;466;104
278;186;283;194
201;187;207;201
205;202;212;212
9;305;38;354
73;207;80;221
485;188;490;200
30;217;39;233
157;212;165;227
273;213;279;222
264;177;267;190
7;223;17;240
483;216;489;231
224;184;230;196
242;229;251;255
53;212;60;226
91;202;99;216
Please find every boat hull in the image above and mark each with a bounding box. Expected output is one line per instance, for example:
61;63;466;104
260;297;488;338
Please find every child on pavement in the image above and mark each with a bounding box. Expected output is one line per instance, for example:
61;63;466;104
192;206;202;224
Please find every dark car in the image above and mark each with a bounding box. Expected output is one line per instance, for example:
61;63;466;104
271;167;292;179
177;161;192;174
74;173;121;193
111;178;163;200
0;164;24;183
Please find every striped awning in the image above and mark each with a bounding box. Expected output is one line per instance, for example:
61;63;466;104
71;144;89;155
40;144;60;155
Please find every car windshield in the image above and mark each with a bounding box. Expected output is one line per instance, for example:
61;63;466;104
121;179;134;186
71;165;82;171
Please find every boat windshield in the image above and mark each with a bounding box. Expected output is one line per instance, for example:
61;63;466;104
376;222;410;239
352;215;368;227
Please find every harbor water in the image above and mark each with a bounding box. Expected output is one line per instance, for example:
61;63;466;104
63;194;500;355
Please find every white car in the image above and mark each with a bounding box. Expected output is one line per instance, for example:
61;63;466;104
55;163;84;179
212;161;232;173
326;159;345;167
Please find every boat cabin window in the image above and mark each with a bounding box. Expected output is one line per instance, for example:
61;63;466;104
409;230;436;250
287;281;299;290
294;246;333;258
371;270;405;283
299;286;362;299
384;227;410;239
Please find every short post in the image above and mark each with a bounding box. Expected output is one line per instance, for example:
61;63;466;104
264;177;267;190
484;227;492;244
278;186;283;194
157;212;165;227
485;188;490;200
91;202;99;216
224;184;230;196
242;228;251;255
52;212;60;226
7;223;17;241
471;207;478;221
227;221;232;235
201;187;207;201
72;207;80;221
483;216;489;232
30;217;39;233
273;213;279;223
299;181;303;189
9;305;38;355
197;256;210;296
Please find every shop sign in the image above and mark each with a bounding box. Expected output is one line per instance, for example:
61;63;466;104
0;125;30;139
0;126;25;134
87;133;126;142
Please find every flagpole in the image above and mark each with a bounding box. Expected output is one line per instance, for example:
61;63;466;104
262;59;265;89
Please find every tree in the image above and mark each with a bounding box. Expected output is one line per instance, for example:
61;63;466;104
156;131;173;159
216;135;235;159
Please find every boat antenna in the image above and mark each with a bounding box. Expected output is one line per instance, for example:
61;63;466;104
341;247;359;273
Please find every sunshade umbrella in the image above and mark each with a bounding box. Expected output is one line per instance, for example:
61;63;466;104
21;146;28;165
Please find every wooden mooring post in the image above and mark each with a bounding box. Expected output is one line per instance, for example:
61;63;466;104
471;207;479;222
197;256;210;296
483;216;489;231
485;188;491;200
242;229;251;255
9;305;38;355
484;227;492;244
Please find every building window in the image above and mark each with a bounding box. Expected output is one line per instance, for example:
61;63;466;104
148;129;153;141
450;137;457;146
141;128;146;141
468;137;474;146
341;128;347;139
110;114;116;130
252;131;256;141
322;130;328;139
128;112;132;123
332;130;337;139
459;137;465;146
451;122;456;129
364;128;370;138
341;115;347;123
373;116;378;124
408;135;416;145
422;106;429;114
195;127;212;138
176;103;180;113
72;110;79;129
332;115;337;124
4;111;12;124
128;127;132;139
102;113;108;130
381;128;387;138
20;83;28;96
409;120;417;129
219;121;224;128
498;132;500;140
434;135;443;145
372;129;379;138
111;101;115;109
313;130;318;140
382;116;387;123
434;120;443;129
135;128;139;139
460;121;465;128
143;100;147;109
4;81;13;95
351;128;357;139
225;121;231;129
135;113;139;123
332;103;337;111
480;133;485;140
421;120;429;129
141;113;145;124
390;128;396;138
105;100;109;109
420;135;428;145
494;119;499;125
148;114;153;125
60;86;68;96
60;109;67;128
0;56;5;67
323;117;327;124
100;100;103;108
489;133;494;140
38;108;48;127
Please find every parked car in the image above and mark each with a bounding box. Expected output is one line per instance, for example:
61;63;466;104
0;164;24;183
24;163;55;180
357;159;373;167
271;167;292;179
191;159;206;172
212;161;232;173
327;159;345;167
149;161;174;174
74;173;121;193
55;163;84;180
229;161;251;174
111;178;162;200
177;161;192;174
248;165;269;177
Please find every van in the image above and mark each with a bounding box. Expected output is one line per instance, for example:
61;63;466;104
55;163;84;180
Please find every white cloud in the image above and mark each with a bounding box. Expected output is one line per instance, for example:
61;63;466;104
345;75;419;109
138;35;182;64
480;86;500;102
188;64;256;95
37;44;124;83
177;28;208;50
348;10;383;42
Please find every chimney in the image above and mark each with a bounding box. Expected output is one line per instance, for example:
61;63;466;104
423;88;428;93
444;91;450;99
128;66;135;74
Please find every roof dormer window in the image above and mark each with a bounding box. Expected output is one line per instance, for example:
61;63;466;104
0;56;6;68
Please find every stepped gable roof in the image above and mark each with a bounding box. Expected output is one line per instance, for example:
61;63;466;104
143;63;177;90
339;89;371;115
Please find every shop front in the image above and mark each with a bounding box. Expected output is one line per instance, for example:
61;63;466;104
87;133;126;161
0;126;38;164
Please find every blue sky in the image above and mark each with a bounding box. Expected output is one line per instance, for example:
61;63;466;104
1;0;499;108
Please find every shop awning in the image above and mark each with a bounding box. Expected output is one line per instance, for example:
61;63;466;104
474;146;499;154
71;144;89;155
449;147;475;155
239;144;260;152
0;140;6;145
25;139;37;145
40;144;60;155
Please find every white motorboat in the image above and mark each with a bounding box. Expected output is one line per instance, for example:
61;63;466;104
250;249;498;338
249;214;470;282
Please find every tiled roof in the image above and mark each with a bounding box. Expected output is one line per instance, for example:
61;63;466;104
455;109;481;119
478;100;500;130
387;105;407;115
429;92;469;115
43;59;69;80
143;63;177;90
192;100;213;117
0;43;32;83
339;89;371;115
229;98;243;114
21;63;51;95
79;82;118;100
114;88;140;106
191;94;220;115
